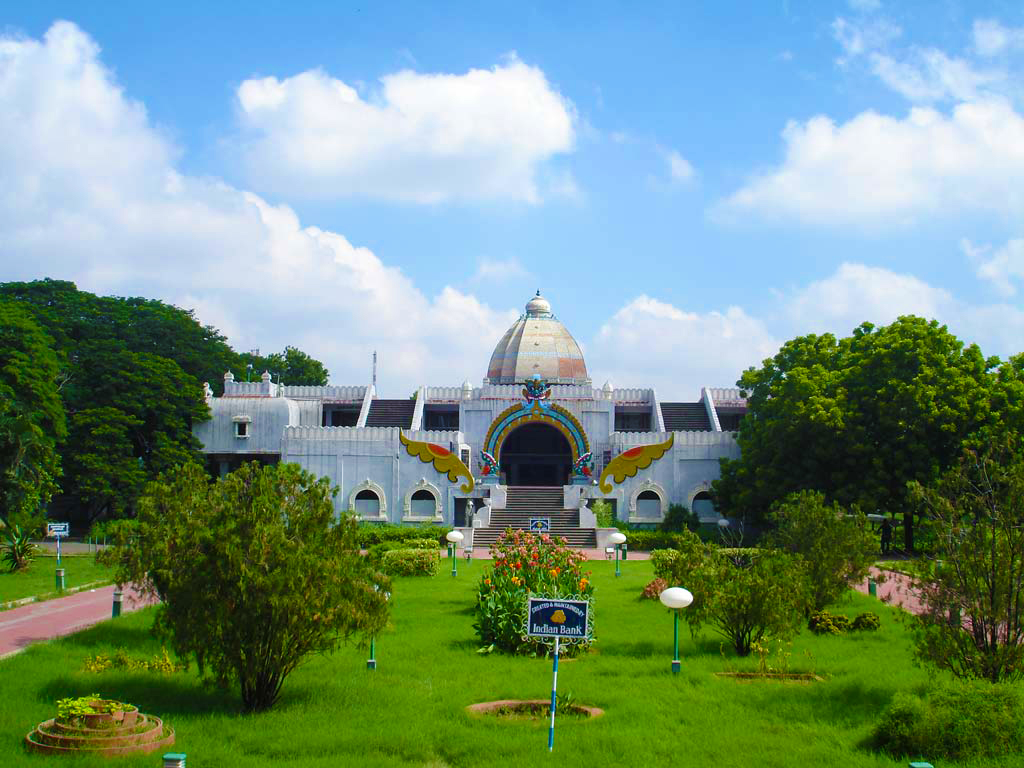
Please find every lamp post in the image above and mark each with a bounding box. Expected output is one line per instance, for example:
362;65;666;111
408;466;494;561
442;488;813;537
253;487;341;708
368;585;390;670
659;586;693;674
609;531;626;577
446;530;464;577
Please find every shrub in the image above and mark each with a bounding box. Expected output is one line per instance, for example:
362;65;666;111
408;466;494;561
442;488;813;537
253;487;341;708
765;490;878;611
667;542;810;656
808;610;850;635
871;683;1024;760
660;503;699;533
590;499;613;528
1;524;38;571
640;577;669;600
356;523;451;548
367;538;438;566
104;461;390;713
475;529;594;657
852;612;881;631
650;549;680;581
908;442;1024;682
618;530;705;551
381;548;439;576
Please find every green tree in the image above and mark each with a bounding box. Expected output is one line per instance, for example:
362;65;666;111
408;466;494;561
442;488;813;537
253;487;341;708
0;301;66;530
238;345;330;387
659;538;810;656
716;317;996;550
764;490;878;611
105;461;390;712
63;408;146;521
907;441;1024;683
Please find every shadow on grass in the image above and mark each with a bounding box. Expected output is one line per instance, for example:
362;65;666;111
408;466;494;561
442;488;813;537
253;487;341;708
55;620;157;650
40;672;240;716
807;679;896;725
599;640;660;658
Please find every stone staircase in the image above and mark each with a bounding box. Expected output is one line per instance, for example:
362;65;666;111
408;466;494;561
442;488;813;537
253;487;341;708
473;486;597;551
365;399;416;428
660;402;711;431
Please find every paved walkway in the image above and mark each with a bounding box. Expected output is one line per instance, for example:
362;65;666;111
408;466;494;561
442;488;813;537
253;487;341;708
0;584;154;659
853;566;925;614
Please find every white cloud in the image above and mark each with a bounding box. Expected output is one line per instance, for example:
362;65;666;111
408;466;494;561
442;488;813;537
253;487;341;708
715;99;1024;226
868;49;1001;103
963;237;1024;297
0;21;517;394
470;258;531;284
832;16;1013;105
781;262;1024;359
233;57;576;204
832;17;901;59
587;296;780;398
666;149;695;182
785;263;949;331
973;19;1024;57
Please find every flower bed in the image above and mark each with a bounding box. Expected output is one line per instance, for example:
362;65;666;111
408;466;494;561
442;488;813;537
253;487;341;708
475;529;594;656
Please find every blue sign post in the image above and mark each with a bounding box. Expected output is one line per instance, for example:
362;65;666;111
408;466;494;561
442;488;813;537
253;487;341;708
528;517;551;534
47;522;69;565
526;598;591;752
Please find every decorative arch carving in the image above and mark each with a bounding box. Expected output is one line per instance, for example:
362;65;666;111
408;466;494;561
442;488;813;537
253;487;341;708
628;478;668;520
348;478;388;521
402;478;443;522
483;401;589;466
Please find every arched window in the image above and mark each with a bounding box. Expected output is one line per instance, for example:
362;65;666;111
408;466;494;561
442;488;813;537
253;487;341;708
636;490;662;519
692;491;716;521
355;489;381;519
410;489;436;519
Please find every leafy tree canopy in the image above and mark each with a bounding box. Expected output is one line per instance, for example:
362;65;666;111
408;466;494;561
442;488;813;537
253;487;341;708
0;279;330;522
104;461;390;712
715;316;1004;550
0;300;66;529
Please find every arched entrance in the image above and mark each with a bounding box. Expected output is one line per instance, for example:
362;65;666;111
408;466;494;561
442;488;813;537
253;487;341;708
500;423;572;486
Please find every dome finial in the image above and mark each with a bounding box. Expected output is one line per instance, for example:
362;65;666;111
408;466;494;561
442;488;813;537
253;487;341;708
525;291;552;317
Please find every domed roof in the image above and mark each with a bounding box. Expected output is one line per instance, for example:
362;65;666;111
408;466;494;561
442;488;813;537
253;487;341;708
486;292;590;385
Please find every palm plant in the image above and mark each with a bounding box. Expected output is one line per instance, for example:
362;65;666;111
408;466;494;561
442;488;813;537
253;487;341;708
1;525;38;571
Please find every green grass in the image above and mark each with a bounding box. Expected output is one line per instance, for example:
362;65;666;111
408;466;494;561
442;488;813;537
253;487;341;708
0;554;113;606
0;559;1015;766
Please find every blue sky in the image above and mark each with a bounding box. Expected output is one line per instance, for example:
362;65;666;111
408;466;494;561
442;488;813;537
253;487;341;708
2;1;1023;397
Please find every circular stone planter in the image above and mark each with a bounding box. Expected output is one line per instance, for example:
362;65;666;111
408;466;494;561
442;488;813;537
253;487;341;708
25;707;174;757
466;700;604;720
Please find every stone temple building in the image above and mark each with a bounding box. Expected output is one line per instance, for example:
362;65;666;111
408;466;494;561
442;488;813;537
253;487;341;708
194;292;747;548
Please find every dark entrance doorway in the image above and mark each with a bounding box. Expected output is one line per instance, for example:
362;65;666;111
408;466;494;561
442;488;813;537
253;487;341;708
500;423;572;486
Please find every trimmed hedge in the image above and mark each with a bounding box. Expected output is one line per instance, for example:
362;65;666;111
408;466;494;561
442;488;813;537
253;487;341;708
356;524;451;547
381;548;440;576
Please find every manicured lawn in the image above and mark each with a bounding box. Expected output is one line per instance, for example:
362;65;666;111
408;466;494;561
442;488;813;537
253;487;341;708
0;559;1009;766
0;554;113;606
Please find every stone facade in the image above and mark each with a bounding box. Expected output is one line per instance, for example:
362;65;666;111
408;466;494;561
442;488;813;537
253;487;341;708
193;293;745;529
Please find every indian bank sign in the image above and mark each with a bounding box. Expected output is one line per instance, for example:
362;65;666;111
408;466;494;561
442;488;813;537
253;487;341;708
527;598;590;639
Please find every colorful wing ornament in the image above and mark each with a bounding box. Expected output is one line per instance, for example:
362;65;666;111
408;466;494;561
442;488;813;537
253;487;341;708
400;432;475;493
598;435;675;493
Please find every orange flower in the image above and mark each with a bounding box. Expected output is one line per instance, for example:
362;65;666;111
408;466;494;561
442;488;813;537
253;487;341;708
550;567;561;578
579;578;588;589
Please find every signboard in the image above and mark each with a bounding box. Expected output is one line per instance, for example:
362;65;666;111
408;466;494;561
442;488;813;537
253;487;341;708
46;522;69;538
527;598;590;640
529;517;551;534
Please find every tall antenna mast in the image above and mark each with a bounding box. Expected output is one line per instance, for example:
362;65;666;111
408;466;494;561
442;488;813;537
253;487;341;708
372;350;377;389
